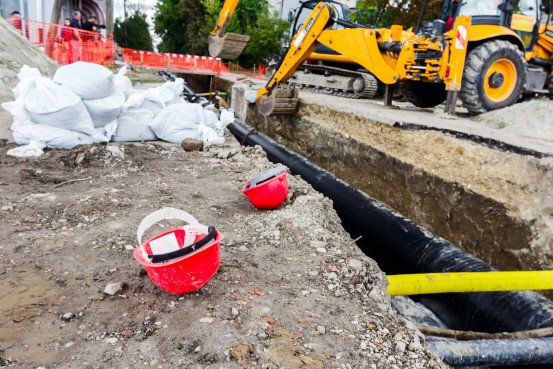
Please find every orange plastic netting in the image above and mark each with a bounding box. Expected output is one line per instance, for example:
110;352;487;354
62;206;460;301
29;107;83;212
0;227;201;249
6;17;265;77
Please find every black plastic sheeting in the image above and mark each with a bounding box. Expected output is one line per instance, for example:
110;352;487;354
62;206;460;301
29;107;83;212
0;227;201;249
228;121;553;334
427;337;553;367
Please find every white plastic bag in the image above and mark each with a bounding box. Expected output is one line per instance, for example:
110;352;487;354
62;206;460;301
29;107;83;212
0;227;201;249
95;120;118;141
148;103;204;144
149;103;228;145
113;66;133;99
113;108;157;142
22;77;95;135
140;86;181;115
53;62;114;99
200;125;224;146
122;91;146;110
7;141;45;157
83;91;125;127
11;119;107;152
219;108;235;127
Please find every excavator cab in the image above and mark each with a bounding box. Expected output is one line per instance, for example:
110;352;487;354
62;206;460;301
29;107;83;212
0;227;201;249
208;0;250;60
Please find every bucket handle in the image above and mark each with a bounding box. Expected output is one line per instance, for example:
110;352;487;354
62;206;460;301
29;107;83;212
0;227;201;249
137;207;199;245
148;226;217;263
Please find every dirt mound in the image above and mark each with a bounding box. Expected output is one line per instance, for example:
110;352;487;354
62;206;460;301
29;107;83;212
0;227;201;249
475;98;553;144
0;18;57;103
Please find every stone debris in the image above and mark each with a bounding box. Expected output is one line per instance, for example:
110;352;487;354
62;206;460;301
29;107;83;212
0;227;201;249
103;282;123;296
181;138;203;152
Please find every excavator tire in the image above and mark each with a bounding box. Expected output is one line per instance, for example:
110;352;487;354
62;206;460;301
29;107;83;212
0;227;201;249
401;81;447;108
460;40;526;115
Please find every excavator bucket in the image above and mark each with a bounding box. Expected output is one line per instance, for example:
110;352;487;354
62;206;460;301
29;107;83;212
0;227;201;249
256;84;299;116
208;33;250;60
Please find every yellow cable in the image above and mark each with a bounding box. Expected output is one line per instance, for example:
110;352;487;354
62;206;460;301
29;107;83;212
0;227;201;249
387;271;553;296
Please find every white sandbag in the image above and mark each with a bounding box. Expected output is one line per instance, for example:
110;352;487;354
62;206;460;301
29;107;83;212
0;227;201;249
148;103;205;144
122;78;183;115
11;119;107;152
7;141;45;157
95;120;118;141
220;108;235;127
53;62;114;99
22;77;95;135
122;91;146;110
83;91;125;128
200;125;224;146
140;86;181;115
163;78;184;96
113;66;133;99
113;108;157;142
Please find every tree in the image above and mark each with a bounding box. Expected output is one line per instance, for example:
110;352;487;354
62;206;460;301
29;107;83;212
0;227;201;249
355;0;443;29
154;0;211;54
114;10;154;51
153;0;288;66
239;12;289;68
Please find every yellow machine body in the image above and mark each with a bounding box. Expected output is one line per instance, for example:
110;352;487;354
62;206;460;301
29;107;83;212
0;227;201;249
257;1;553;116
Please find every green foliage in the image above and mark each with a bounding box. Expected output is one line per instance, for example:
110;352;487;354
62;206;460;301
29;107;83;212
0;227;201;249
114;11;154;51
154;0;211;54
153;0;288;66
239;12;289;68
355;0;443;28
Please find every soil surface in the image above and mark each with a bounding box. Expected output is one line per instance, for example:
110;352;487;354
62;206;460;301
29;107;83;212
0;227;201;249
0;136;444;368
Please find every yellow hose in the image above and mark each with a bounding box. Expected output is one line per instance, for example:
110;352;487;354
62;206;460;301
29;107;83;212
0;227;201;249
387;271;553;296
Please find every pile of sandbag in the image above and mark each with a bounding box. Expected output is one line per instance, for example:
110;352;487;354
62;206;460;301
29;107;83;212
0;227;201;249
2;62;234;157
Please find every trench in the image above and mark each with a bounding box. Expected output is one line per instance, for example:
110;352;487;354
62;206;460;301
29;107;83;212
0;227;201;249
244;108;546;273
228;120;553;368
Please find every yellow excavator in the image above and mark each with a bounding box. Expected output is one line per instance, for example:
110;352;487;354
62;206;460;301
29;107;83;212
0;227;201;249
208;0;249;60
257;0;553;116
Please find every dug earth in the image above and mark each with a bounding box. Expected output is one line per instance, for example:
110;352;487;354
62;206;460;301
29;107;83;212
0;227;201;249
0;136;444;368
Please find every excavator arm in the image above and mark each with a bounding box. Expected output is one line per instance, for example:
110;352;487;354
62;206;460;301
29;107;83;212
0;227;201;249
208;0;249;59
256;1;399;116
211;0;239;37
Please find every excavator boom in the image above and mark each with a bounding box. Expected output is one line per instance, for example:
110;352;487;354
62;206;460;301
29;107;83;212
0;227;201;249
208;0;249;60
256;2;399;115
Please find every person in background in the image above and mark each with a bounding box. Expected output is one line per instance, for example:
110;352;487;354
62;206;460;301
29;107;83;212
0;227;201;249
69;11;83;62
9;10;22;31
61;18;72;41
81;15;97;32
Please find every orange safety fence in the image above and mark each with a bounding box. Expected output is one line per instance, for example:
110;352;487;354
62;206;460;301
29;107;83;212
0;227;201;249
121;48;231;75
6;17;265;78
6;17;115;66
225;62;268;78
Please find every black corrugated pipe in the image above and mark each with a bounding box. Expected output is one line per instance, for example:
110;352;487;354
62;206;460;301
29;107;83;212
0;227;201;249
227;121;553;335
427;337;553;367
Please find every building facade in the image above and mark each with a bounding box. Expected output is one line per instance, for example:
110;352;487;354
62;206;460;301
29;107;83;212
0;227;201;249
1;0;109;27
